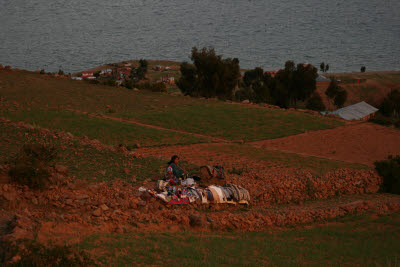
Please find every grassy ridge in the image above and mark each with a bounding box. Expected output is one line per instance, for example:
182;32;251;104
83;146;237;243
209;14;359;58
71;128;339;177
129;103;342;141
78;213;400;266
0;122;197;182
0;70;344;142
0;109;210;147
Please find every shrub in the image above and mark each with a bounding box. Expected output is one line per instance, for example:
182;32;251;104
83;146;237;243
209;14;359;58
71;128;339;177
123;80;133;89
134;82;151;90
374;155;400;194
150;82;167;92
234;87;254;102
8;144;57;189
58;69;64;76
380;89;400;118
88;79;99;85
333;89;347;108
0;240;95;266
39;69;45;74
306;93;326;111
103;79;116;86
369;113;393;126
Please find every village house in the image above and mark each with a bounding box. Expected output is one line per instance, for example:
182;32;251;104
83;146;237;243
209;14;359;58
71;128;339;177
325;101;378;121
161;76;175;84
99;69;113;77
81;71;94;79
116;67;131;79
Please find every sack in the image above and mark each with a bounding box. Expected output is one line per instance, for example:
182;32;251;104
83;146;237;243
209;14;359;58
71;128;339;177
212;165;225;179
200;165;226;180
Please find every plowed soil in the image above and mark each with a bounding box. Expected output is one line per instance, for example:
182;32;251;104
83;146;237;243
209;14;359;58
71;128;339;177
250;122;400;166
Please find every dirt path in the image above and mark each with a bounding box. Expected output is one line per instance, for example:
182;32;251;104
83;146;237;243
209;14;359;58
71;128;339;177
250;122;400;166
66;109;233;143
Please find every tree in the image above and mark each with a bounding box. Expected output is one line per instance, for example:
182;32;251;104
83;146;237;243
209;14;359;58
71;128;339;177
325;64;329;72
176;62;198;96
272;61;318;108
380;89;400;118
375;156;400;194
334;89;347;108
320;62;325;73
361;66;366;73
306;93;326;111
325;78;340;109
58;69;64;76
130;59;148;81
325;77;347;108
242;67;271;103
177;47;241;100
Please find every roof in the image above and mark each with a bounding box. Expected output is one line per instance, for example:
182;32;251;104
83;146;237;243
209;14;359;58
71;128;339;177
316;74;330;82
331;101;378;120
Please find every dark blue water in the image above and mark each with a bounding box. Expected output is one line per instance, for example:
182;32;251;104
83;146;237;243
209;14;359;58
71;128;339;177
1;0;399;73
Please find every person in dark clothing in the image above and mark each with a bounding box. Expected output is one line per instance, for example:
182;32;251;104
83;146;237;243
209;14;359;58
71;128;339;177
165;155;185;181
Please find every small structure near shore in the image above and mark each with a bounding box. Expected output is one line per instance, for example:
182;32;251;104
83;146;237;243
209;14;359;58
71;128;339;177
328;101;378;120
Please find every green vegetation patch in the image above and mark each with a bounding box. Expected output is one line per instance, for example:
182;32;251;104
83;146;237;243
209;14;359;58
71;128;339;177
0;70;343;142
129;103;343;141
0;122;186;183
78;213;400;266
0;109;210;147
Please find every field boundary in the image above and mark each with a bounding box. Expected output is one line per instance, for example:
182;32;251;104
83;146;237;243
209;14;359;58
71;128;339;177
65;108;234;143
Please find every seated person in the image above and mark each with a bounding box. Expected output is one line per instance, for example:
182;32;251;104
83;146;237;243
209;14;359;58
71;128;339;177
165;155;185;183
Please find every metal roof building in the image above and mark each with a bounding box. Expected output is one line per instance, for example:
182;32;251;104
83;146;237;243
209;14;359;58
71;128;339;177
331;101;378;120
316;74;330;82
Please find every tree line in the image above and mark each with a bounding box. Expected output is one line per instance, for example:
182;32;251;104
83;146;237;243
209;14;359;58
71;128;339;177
177;47;348;111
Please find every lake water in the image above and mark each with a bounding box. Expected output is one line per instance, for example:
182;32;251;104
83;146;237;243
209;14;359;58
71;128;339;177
1;0;399;73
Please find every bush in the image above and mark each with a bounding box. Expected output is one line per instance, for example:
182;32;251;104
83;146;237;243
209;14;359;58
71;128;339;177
103;79;116;86
8;144;57;189
88;79;99;85
380;89;400;118
39;69;45;74
134;82;151;90
150;82;167;92
375;155;400;194
0;240;95;266
333;89;347;108
123;80;133;89
306;93;326;111
369;113;393;126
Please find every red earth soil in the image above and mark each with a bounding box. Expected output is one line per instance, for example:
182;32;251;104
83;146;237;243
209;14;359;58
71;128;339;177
251;122;400;166
1;117;399;247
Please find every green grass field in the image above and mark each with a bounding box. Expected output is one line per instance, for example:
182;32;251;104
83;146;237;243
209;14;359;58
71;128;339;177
0;122;197;183
0;70;343;142
0;109;210;147
77;213;400;266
